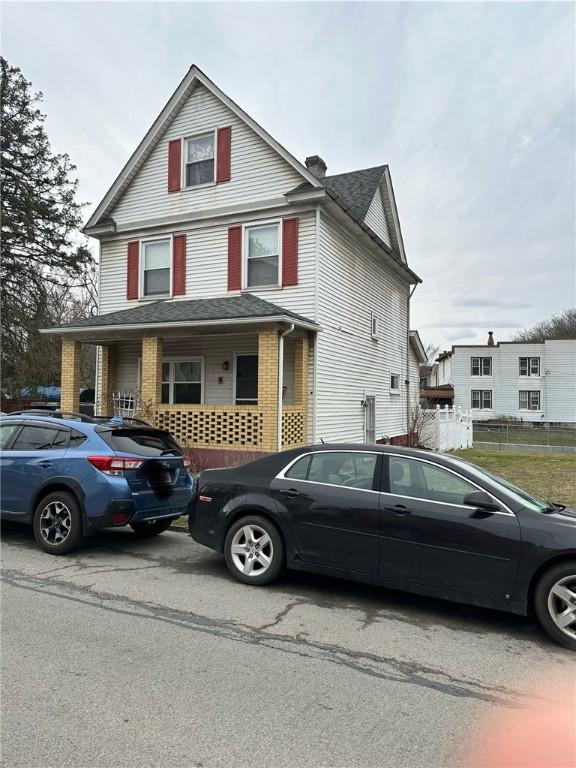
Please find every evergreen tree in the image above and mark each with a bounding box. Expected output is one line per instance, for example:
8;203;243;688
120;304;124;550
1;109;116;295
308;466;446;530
1;56;94;394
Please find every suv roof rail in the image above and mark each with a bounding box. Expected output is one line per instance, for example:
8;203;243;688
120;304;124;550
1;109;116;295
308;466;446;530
5;410;98;423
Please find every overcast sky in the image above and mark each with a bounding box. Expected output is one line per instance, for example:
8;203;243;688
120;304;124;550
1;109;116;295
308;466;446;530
3;1;575;350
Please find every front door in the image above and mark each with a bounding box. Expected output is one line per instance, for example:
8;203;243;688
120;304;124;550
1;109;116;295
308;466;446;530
378;455;521;600
234;354;258;405
271;450;381;575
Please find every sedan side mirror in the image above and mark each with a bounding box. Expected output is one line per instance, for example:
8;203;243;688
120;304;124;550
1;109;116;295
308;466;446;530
463;490;501;513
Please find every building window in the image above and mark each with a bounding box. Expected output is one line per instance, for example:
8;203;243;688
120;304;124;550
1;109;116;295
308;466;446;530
471;390;492;409
142;239;171;297
138;358;203;404
390;374;400;392
471;357;492;376
184;133;215;187
519;391;540;411
234;354;258;404
370;312;379;339
245;223;280;288
519;357;540;376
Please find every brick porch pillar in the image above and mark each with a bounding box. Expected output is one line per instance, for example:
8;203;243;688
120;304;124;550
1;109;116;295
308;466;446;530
99;345;116;416
293;335;309;443
141;337;163;413
61;340;81;412
258;330;279;452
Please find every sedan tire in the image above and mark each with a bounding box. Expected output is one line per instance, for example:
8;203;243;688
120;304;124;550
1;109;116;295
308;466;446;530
535;561;576;651
33;491;85;555
224;515;284;586
130;518;175;537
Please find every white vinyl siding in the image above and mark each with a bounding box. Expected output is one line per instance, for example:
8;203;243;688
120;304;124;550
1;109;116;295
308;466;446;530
364;187;391;247
111;84;303;227
449;340;576;423
316;210;410;442
98;209;316;316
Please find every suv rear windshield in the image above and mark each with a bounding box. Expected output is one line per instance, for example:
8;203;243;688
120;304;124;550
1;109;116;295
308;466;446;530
98;429;182;456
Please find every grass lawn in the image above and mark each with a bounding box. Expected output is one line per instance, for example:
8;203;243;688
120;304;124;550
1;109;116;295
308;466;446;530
473;424;576;447
452;449;576;508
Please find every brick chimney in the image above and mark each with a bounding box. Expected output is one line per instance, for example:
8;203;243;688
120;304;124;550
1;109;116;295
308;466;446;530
487;331;495;346
305;155;327;179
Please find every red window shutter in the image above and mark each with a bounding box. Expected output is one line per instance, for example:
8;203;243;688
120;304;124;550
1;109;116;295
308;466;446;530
168;139;181;193
127;241;139;300
173;234;186;296
282;218;299;286
227;226;242;291
216;126;232;183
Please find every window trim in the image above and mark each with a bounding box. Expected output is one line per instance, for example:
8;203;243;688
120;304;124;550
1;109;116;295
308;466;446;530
233;351;258;405
471;389;492;410
519;390;541;411
137;356;205;405
390;373;401;394
471;356;492;377
139;235;173;300
519;356;541;377
242;219;282;291
181;129;217;190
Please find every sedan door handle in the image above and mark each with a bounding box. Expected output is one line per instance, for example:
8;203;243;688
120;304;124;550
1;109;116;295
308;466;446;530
279;488;302;498
384;504;411;515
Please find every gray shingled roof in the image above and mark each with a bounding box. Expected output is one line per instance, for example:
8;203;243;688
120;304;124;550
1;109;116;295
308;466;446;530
289;165;386;222
52;294;317;330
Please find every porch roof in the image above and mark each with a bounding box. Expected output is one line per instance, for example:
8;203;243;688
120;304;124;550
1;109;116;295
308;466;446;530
41;293;319;337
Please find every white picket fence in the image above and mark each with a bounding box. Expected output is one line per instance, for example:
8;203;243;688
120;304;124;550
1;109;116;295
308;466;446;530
419;406;473;452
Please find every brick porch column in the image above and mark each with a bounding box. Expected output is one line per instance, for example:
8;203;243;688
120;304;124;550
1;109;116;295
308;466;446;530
293;335;309;443
99;345;116;416
61;340;81;412
258;330;279;453
141;337;163;412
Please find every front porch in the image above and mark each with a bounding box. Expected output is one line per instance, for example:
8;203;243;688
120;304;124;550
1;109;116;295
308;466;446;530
58;326;311;458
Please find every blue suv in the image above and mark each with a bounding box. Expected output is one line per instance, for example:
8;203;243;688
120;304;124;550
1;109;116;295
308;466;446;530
0;412;194;554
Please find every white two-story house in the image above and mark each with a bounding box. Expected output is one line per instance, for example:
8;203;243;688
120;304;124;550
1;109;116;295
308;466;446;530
435;333;576;424
45;66;423;464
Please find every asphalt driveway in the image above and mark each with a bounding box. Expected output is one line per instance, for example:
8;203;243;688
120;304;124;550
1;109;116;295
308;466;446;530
1;522;572;768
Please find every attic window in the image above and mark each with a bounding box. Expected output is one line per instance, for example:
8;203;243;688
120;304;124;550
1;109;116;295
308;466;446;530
184;133;215;187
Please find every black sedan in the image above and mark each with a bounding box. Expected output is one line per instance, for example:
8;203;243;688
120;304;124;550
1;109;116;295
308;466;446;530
189;444;576;649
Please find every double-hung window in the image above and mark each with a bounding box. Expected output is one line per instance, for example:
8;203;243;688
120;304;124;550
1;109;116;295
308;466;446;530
245;223;280;288
471;357;492;376
142;239;171;297
139;359;203;405
184;133;215;187
519;357;540;376
471;390;492;409
519;391;540;411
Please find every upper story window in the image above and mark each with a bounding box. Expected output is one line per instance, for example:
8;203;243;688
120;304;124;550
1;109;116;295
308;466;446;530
519;357;540;376
471;357;492;376
184;133;215;187
245;223;280;288
142;239;171;297
390;374;400;392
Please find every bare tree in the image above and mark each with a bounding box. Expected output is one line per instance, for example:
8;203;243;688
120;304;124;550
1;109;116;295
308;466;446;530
513;308;576;343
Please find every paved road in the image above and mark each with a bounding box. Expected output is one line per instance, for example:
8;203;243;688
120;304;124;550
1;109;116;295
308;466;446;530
1;522;572;768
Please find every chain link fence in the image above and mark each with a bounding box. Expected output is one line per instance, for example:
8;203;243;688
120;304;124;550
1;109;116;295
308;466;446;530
473;422;576;451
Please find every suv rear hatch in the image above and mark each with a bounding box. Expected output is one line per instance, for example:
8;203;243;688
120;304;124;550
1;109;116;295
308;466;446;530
95;427;193;516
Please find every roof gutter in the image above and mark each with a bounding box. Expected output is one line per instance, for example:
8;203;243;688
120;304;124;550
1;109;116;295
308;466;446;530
40;314;321;336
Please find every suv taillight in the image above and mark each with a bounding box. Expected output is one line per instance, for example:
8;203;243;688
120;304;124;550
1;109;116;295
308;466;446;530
87;456;144;476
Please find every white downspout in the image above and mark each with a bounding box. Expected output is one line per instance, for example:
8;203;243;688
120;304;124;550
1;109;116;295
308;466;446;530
278;323;295;452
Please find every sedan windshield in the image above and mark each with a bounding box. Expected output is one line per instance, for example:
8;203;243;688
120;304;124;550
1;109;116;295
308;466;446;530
444;455;549;513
